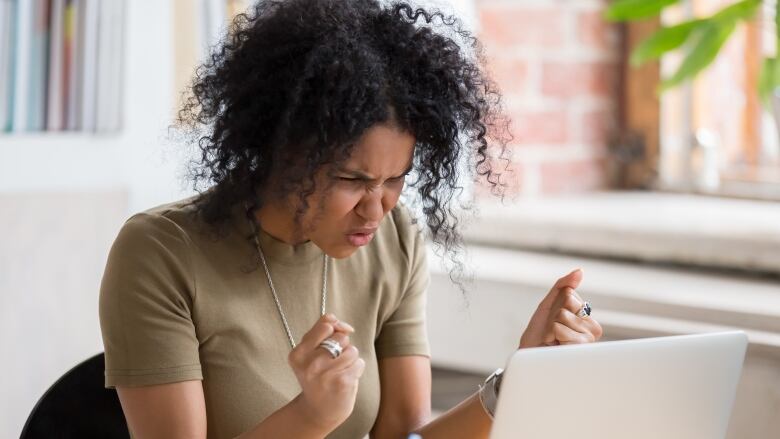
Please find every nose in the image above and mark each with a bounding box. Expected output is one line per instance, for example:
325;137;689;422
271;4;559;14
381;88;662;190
354;186;387;224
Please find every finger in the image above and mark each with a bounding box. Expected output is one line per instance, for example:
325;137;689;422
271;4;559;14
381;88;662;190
321;357;365;392
340;355;366;380
315;343;360;375
554;308;590;334
297;314;339;352
588;318;604;340
335;320;355;333
328;315;356;333
538;269;584;310
561;288;584;315
547;287;580;321
554;268;583;290
559;301;603;341
322;332;350;354
552;322;594;345
319;346;363;386
309;331;350;362
543;328;558;346
329;344;361;372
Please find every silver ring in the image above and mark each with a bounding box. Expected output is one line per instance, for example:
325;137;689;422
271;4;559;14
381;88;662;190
576;302;592;319
318;338;343;358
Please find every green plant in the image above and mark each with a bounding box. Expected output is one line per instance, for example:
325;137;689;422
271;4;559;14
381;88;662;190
605;0;780;105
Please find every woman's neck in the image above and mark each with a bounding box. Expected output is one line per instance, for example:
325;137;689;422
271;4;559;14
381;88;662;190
254;201;308;246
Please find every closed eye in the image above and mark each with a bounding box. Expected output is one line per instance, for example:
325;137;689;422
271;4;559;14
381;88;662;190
336;172;408;185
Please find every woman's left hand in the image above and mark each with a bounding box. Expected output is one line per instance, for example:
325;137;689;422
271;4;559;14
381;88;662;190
518;268;603;349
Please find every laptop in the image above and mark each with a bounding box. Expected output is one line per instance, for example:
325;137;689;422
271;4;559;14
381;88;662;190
490;331;748;439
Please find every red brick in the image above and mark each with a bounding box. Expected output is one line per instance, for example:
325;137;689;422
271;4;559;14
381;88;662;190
576;9;617;51
484;55;528;96
478;6;566;49
539;158;607;193
541;62;617;98
512;109;569;144
580;108;616;145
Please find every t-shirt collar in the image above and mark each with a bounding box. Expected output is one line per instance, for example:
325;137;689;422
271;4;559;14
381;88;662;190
230;201;324;266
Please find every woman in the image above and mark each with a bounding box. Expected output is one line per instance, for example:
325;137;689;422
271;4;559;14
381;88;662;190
98;0;603;438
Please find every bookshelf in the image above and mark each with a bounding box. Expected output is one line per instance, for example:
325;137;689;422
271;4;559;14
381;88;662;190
1;2;249;438
0;0;249;213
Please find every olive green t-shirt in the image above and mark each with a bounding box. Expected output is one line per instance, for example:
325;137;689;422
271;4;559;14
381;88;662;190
98;193;430;439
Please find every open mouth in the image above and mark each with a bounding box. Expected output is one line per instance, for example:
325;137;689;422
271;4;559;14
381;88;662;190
346;231;375;247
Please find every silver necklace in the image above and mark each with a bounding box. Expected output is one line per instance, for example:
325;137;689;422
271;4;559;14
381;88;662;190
246;207;328;350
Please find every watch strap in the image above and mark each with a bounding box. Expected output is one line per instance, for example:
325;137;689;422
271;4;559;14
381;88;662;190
478;367;504;420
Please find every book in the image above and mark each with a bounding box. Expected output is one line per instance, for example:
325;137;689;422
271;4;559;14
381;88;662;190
27;0;50;131
79;0;97;132
46;0;65;130
0;0;16;132
95;0;124;132
63;0;79;130
11;0;31;132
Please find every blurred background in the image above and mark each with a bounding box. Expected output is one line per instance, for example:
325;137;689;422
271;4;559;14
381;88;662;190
1;0;778;438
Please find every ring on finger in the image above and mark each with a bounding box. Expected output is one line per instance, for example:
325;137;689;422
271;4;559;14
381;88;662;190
318;338;343;358
576;301;592;319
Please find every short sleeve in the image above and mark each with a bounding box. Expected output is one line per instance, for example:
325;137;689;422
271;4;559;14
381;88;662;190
374;207;431;359
99;212;202;388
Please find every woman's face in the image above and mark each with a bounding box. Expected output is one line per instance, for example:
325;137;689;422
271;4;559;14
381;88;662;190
303;123;416;258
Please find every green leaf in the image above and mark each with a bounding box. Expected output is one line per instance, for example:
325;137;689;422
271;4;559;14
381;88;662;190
605;0;681;21
758;57;780;107
660;20;737;91
758;58;775;105
712;0;761;23
630;19;706;66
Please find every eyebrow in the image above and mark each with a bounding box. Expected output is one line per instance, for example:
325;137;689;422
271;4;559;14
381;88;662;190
337;162;414;181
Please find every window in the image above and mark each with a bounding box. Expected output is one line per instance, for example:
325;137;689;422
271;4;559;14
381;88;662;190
654;0;780;200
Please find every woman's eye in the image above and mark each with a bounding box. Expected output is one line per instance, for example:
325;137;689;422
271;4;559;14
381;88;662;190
338;177;364;186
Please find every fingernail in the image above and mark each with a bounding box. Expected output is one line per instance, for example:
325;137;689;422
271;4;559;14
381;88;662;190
324;313;337;322
336;321;355;332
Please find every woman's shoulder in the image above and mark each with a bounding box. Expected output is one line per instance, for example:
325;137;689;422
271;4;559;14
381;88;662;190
111;194;207;255
123;193;204;235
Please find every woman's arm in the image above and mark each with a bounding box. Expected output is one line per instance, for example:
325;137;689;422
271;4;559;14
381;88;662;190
117;381;206;439
370;356;491;439
117;381;330;439
117;315;361;439
371;270;603;439
414;392;492;439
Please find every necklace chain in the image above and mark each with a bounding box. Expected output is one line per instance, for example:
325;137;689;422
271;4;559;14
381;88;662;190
246;205;328;350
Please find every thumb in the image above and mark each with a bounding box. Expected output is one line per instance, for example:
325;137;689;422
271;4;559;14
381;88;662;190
559;268;584;290
538;268;584;309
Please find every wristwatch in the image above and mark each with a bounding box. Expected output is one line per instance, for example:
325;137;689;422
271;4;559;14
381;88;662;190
478;367;504;420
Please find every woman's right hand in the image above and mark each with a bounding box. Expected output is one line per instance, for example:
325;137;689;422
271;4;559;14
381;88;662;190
288;313;365;432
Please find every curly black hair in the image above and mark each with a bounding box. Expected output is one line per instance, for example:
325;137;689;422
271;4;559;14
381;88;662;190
175;0;513;286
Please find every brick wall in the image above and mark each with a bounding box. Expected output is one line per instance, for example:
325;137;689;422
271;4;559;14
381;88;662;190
475;0;620;197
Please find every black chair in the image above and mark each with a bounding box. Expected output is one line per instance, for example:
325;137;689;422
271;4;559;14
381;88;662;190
20;352;130;438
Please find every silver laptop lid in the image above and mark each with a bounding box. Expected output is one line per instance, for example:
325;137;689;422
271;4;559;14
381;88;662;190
490;331;748;439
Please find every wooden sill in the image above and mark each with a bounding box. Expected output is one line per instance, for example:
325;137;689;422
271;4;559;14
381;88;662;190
463;191;780;276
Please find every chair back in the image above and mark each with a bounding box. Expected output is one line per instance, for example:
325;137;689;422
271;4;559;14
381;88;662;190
20;352;130;438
